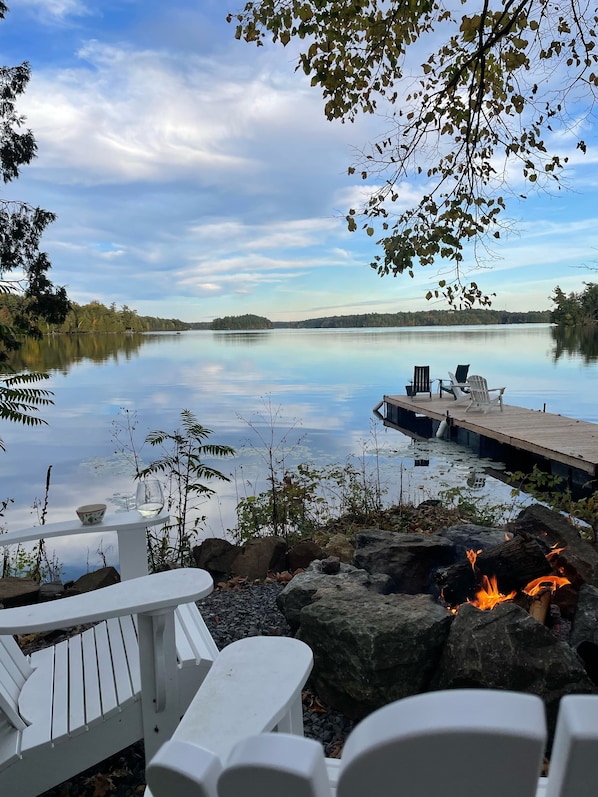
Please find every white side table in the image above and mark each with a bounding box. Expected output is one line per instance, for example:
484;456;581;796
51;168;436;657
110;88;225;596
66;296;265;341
0;510;169;580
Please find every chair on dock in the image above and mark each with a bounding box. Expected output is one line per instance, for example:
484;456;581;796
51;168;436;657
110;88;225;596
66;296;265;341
147;688;548;797
439;364;470;399
466;374;505;413
408;365;433;399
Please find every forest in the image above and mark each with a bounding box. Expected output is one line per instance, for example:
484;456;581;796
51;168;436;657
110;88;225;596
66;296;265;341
273;309;550;329
1;298;553;336
550;284;598;327
0;296;189;334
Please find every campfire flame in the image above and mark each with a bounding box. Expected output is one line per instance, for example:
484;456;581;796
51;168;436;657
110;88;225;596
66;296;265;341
468;574;516;610
523;575;570;596
456;547;570;613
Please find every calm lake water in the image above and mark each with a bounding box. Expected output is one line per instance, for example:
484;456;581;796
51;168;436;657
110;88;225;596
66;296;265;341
2;324;597;578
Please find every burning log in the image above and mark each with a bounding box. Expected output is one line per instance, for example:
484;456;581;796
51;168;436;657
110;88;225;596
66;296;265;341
435;534;553;607
528;589;551;624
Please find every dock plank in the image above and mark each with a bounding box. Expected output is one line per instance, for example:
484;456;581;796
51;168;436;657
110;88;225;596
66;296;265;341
382;394;598;478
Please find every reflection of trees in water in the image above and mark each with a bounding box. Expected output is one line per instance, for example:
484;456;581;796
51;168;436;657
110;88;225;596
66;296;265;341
214;332;271;346
8;333;147;374
551;326;598;363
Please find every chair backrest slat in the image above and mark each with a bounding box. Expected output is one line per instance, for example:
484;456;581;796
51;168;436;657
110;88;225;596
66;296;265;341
467;374;489;400
412;366;430;392
0;635;33;730
455;364;470;383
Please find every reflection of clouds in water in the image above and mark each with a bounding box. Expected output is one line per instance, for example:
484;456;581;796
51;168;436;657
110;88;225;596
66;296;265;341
4;326;584;576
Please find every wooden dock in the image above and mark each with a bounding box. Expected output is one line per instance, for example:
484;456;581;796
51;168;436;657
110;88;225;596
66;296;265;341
378;393;598;494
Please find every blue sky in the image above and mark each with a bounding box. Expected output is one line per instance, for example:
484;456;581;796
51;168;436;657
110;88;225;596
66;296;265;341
2;1;597;323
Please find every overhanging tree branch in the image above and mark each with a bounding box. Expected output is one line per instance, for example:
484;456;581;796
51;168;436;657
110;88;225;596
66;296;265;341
229;0;598;306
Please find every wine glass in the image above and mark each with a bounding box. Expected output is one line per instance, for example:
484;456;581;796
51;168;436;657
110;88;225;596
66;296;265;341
135;478;164;517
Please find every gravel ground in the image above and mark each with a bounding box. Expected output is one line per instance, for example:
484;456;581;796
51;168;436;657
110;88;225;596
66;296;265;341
39;582;354;797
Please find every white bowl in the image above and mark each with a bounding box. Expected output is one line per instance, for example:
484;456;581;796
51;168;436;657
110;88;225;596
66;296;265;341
76;503;106;525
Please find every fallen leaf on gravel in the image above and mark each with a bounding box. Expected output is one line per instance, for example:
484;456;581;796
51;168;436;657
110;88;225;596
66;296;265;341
91;773;115;796
327;741;345;759
303;691;328;714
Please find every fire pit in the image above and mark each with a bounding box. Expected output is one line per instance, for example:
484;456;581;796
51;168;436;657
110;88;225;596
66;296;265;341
278;503;598;751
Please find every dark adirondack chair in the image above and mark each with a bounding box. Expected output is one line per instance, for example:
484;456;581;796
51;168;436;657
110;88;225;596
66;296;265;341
407;365;433;399
439;364;470;399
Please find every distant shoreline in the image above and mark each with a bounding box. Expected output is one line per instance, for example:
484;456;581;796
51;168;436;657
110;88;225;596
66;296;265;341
191;309;551;331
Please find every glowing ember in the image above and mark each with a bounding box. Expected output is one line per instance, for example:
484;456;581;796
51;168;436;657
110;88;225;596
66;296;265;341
546;545;566;563
523;575;570;596
469;575;517;611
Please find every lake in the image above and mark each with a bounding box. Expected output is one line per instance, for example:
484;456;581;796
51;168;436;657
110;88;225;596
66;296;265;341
2;324;597;578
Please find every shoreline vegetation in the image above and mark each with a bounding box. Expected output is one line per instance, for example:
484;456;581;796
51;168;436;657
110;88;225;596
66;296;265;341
1;295;552;335
8;280;591;334
7;281;598;336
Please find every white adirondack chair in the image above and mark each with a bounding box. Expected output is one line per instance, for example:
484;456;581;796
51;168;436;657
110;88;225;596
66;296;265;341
444;371;470;403
147;689;549;797
466;374;506;412
0;510;220;713
0;567;213;797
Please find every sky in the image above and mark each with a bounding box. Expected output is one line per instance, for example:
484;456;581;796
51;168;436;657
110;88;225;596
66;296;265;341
2;1;598;323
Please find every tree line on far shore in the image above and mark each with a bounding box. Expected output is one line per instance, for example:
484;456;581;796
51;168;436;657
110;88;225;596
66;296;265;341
1;300;555;336
13;292;598;334
203;309;551;330
1;296;189;335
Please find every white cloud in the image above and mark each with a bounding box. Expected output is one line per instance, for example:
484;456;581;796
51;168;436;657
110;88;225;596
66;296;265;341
10;2;598;321
20;0;90;21
22;37;362;196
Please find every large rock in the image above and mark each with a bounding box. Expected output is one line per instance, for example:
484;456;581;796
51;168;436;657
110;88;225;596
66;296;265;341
324;533;355;563
570;583;598;649
193;538;240;582
435;523;510;557
276;560;395;632
230;536;287;581
353;529;454;594
287;539;325;571
509;503;598;588
570;583;598;684
297;591;452;719
432;601;597;747
0;576;40;608
64;566;120;595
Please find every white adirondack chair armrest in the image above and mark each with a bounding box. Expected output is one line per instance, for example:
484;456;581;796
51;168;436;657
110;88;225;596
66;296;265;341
0;509;168;547
146;636;314;797
169;636;313;762
0;568;213;634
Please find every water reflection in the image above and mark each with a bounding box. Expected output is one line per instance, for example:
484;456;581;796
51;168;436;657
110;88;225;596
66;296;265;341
1;326;596;580
551;326;598;363
10;333;147;374
213;331;272;345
